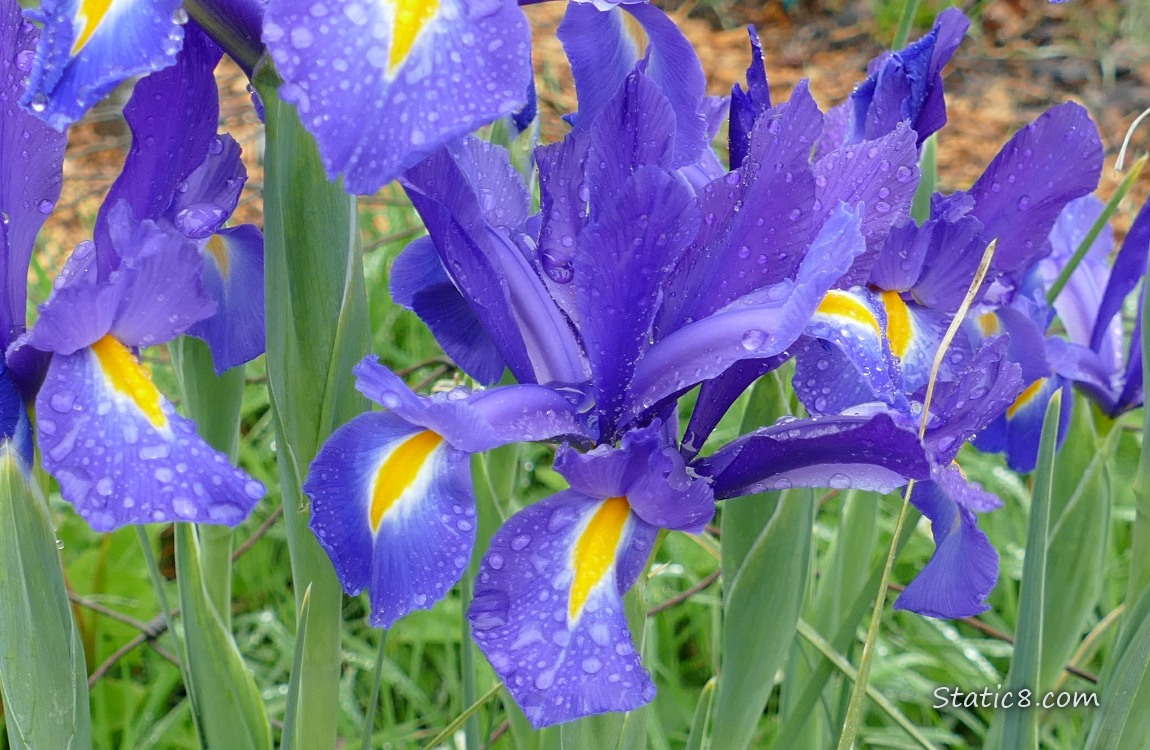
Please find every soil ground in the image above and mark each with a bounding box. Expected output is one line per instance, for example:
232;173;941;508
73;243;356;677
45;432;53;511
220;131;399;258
40;0;1150;268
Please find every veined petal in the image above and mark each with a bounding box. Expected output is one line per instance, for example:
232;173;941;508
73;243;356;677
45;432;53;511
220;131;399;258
187;225;266;373
304;411;475;628
94;23;222;256
627;203;864;423
894;474;998;618
36;340;264;531
1;3;66;349
698;411;931;500
389;236;506;384
263;0;531;195
22;0;186;129
469;490;657;728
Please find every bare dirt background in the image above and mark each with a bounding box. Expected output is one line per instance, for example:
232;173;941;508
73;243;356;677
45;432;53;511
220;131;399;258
40;0;1150;269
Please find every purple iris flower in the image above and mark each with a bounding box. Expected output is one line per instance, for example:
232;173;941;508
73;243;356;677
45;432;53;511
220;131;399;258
304;19;946;724
94;22;265;374
0;0;67;464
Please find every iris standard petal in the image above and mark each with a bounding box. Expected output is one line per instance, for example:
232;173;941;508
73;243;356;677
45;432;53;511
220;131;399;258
36;337;264;530
469;490;658;728
1;2;66;349
627;203;864;421
894;472;998;618
575;165;697;432
187;225;266;373
967;102;1102;283
95;22;222;254
304;410;475;628
263;0;531;195
22;0;186;130
814;123;920;287
728;26;770;171
1092;195;1150;353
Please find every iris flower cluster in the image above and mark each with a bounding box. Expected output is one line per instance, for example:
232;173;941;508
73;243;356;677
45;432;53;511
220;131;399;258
8;0;1143;731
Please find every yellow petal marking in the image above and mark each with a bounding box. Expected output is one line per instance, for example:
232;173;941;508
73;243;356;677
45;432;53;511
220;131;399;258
568;496;631;621
91;335;168;429
976;312;1001;337
71;0;116;55
387;0;439;75
206;235;230;280
1007;378;1046;419
369;430;444;532
880;290;913;359
816;290;882;338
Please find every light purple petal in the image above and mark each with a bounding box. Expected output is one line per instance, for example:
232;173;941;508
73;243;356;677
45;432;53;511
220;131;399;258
304;411;475;628
36;344;264;531
264;0;531;195
469;490;657;728
22;0;186;129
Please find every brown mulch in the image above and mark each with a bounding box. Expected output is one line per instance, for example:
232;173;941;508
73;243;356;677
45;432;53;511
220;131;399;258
38;0;1150;271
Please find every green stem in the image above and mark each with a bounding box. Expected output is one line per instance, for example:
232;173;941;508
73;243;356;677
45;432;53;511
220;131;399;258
254;60;371;750
892;0;924;49
362;632;388;750
460;573;480;750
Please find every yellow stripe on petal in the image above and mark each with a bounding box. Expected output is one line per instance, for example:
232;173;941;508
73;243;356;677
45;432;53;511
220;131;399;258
91;335;168;428
369;430;444;532
816;290;882;338
568;496;631;622
386;0;439;75
71;0;116;55
1007;378;1046;419
976;312;1001;337
880;290;913;359
206;235;230;280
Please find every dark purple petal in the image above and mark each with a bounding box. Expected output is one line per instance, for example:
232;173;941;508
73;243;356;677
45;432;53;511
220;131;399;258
1;4;66;349
404;141;586;385
95;22;222;260
816;123;920;287
894;474;998;618
169;135;247;239
21;0;185;129
921;337;1023;463
728;26;771;170
0;361;32;466
263;0;531;195
186;225;266;373
37;344;263;531
847;9;968;146
390;236;506;385
659;82;822;330
967;103;1103;284
1092;195;1150;352
304;411;475;628
698;411;931;500
469;491;657;728
681;356;787;460
628;204;864;421
554;423;713;533
575;165;697;431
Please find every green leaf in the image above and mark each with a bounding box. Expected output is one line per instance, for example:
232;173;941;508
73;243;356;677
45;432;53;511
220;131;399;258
911;136;937;225
684;678;716;750
174;524;272;750
1084;587;1150;749
995;390;1063;750
254;60;372;750
0;447;92;750
1040;397;1118;690
712;489;814;750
